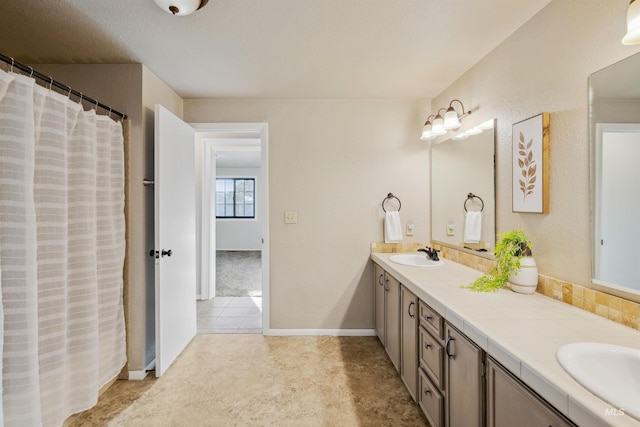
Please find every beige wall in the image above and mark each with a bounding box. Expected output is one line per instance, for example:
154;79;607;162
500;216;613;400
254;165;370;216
185;99;430;329
432;0;640;289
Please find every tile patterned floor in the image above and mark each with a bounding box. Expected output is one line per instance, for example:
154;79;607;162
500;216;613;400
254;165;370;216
197;296;262;334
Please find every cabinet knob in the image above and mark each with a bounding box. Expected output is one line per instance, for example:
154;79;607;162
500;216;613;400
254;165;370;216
161;249;172;257
422;314;431;321
424;388;431;395
424;342;431;349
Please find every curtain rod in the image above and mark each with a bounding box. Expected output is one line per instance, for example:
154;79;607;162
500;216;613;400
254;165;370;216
0;53;127;120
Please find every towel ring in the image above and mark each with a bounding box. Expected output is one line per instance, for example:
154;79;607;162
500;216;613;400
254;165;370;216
464;193;484;212
382;193;401;212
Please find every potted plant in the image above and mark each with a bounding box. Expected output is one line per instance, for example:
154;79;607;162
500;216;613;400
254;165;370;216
466;229;538;294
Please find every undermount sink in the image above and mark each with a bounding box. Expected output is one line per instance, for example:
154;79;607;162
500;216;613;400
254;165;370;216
389;254;444;267
556;342;640;421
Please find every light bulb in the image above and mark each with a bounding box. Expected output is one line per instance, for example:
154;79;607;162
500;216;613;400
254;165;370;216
432;116;447;136
623;0;640;45
443;108;461;130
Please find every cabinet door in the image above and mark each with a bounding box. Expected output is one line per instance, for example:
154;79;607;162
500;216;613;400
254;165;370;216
445;324;483;427
374;263;386;345
401;285;418;401
486;358;574;427
385;273;401;371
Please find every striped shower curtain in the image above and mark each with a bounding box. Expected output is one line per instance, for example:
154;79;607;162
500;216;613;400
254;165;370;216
0;69;126;426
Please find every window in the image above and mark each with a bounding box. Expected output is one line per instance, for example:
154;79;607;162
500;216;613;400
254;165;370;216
215;178;255;218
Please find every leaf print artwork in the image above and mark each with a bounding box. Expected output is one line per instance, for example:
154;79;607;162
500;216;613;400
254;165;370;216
517;131;537;202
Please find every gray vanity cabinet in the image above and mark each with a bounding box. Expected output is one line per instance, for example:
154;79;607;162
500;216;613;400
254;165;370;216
417;299;484;427
374;264;386;344
444;324;484;427
373;263;400;371
400;285;418;401
486;358;575;427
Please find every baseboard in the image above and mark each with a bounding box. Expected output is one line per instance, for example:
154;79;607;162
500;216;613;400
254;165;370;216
265;329;376;337
128;370;148;380
128;358;156;381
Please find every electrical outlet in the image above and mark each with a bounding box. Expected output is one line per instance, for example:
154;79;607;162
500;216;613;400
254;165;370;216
284;211;298;224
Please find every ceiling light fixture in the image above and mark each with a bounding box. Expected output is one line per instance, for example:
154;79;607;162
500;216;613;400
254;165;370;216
153;0;209;16
623;0;640;45
420;99;471;141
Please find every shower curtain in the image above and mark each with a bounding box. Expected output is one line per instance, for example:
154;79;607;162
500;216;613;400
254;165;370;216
0;69;126;426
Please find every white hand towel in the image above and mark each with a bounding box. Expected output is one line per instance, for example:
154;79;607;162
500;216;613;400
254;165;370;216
464;211;482;243
384;211;403;243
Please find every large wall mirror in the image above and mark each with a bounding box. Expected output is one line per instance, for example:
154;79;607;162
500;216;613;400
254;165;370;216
590;52;640;303
431;119;496;254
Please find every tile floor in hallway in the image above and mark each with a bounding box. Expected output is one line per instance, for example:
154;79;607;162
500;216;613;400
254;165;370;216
197;296;262;334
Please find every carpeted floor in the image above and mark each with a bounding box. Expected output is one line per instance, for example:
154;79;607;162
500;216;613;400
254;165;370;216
68;335;429;427
216;250;262;297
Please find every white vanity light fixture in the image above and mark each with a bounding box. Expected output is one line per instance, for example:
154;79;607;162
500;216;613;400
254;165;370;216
443;99;469;129
420;115;437;140
623;0;640;45
153;0;208;15
431;108;448;136
420;99;472;140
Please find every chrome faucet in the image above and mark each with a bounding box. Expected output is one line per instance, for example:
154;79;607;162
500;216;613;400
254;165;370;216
417;246;440;261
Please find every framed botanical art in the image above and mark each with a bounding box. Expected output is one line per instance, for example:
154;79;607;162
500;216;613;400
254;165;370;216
512;112;550;213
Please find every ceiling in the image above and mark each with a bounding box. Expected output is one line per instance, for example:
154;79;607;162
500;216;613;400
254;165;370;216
210;138;261;168
0;0;551;100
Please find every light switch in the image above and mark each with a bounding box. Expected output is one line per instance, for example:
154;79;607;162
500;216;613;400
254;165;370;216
406;223;414;236
284;211;298;224
446;223;455;236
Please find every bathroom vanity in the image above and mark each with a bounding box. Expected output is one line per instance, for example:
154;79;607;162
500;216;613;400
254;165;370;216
371;252;640;427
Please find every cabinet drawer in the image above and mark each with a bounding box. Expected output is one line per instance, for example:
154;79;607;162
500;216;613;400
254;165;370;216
418;368;444;427
419;300;443;339
419;326;443;389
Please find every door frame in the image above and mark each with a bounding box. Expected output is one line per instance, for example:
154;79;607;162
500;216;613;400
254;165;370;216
192;122;269;332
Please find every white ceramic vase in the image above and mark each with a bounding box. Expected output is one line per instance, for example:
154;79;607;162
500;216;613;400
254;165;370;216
509;256;538;294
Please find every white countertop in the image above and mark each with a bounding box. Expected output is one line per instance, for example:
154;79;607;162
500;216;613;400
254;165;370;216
371;253;640;427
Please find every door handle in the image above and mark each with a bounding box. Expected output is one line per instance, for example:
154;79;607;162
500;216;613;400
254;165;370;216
161;249;173;257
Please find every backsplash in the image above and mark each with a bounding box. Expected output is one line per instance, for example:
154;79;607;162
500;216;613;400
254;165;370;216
372;242;640;332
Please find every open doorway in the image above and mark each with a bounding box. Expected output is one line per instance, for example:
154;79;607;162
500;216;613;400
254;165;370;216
193;124;269;334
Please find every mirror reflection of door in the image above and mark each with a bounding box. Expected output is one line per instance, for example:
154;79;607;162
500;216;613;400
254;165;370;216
595;124;640;291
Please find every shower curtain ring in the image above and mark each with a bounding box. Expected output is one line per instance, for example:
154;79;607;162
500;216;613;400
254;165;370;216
108;107;112;118
94;99;99;111
9;57;14;73
67;86;72;99
47;77;53;91
78;92;83;105
28;66;34;78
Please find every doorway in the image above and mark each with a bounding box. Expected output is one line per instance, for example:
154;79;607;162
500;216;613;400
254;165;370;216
192;124;269;334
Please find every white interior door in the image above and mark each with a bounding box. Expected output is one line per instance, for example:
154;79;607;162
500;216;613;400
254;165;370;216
597;124;640;290
155;104;197;377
